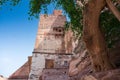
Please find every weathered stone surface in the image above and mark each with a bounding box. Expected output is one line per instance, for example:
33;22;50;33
28;54;45;80
80;69;120;80
29;10;73;80
42;68;69;80
29;54;72;80
81;75;97;80
69;37;120;80
8;60;31;80
42;68;82;80
69;49;91;76
34;10;67;53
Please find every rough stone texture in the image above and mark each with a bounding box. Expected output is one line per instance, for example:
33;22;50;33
7;79;28;80
29;54;45;80
8;56;32;80
8;61;30;80
29;10;73;80
68;39;120;80
42;68;69;80
29;53;72;80
69;50;88;75
69;64;120;80
64;29;73;53
78;69;120;80
34;10;67;53
34;10;73;54
42;68;79;80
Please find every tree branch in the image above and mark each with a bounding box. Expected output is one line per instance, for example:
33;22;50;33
76;0;84;7
117;0;120;4
106;0;120;21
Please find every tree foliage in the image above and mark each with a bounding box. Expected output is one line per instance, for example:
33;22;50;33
28;0;83;36
100;5;120;48
0;0;120;48
0;0;20;6
28;0;120;48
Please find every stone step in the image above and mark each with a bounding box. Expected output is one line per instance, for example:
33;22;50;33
42;68;75;80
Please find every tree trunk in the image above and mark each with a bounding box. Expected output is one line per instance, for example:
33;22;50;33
83;0;114;72
106;0;120;21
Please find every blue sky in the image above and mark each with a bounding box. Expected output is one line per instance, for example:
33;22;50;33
0;0;56;77
0;0;68;77
0;0;38;77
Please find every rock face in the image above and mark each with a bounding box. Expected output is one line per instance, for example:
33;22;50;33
79;69;120;80
68;38;120;80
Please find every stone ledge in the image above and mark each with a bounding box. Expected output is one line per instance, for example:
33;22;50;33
32;52;73;55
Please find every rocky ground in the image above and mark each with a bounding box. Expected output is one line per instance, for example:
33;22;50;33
68;39;120;80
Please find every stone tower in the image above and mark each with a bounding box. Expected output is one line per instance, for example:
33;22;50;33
29;10;73;80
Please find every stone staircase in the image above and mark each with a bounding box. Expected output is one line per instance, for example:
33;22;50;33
41;68;75;80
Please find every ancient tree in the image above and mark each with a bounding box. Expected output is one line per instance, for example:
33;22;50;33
82;0;120;72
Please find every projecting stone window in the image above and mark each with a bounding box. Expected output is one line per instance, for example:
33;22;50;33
64;61;68;66
58;29;62;32
53;27;63;32
45;59;54;68
53;27;64;38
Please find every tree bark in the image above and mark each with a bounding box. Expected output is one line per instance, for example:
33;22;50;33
83;0;114;72
106;0;120;21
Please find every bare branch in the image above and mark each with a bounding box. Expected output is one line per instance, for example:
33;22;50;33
76;0;89;7
106;0;120;21
76;0;84;7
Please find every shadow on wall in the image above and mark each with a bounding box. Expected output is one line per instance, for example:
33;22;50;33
34;10;72;54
